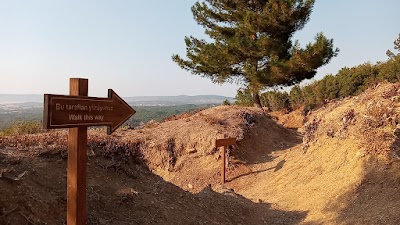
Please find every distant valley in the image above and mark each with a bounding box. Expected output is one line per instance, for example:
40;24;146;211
0;94;234;106
124;95;234;106
0;94;234;129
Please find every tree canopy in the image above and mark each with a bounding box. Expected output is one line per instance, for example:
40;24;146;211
386;34;400;59
236;34;400;113
172;0;339;107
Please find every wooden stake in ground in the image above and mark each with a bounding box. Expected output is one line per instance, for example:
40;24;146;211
68;78;88;225
216;134;236;184
43;78;135;225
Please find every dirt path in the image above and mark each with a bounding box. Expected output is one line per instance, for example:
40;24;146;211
1;82;400;224
140;82;400;224
0;150;307;225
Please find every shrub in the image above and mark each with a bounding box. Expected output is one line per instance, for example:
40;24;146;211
301;82;318;109
222;99;231;106
378;57;400;82
316;74;340;101
235;88;254;106
0;121;43;136
289;85;303;109
261;91;290;111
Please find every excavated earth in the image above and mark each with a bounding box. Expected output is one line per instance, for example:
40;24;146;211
1;82;400;224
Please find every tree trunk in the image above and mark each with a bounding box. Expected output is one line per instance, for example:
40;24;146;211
252;92;262;108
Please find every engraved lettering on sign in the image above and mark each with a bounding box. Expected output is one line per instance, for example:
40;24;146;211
66;104;88;111
69;114;82;121
95;115;104;121
44;90;136;134
89;105;113;112
66;113;106;121
56;103;64;110
84;115;93;120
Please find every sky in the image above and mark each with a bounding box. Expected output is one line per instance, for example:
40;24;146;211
0;0;399;97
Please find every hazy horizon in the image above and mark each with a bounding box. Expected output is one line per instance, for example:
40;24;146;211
0;94;235;104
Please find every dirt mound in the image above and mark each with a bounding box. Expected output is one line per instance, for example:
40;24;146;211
122;106;301;192
0;147;305;225
302;82;400;160
137;82;400;224
233;82;400;224
0;106;305;225
270;108;306;129
1;82;400;224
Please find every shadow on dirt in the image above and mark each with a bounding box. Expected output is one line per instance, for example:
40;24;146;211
228;159;286;182
324;159;400;225
0;154;308;225
233;115;302;165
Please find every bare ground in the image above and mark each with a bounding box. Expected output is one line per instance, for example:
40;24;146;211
1;82;400;224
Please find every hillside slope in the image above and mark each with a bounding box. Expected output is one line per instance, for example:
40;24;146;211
133;82;400;224
0;150;305;225
120;106;301;193
1;82;399;224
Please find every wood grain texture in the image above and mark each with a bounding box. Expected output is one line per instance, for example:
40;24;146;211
221;144;226;184
43;90;135;134
67;78;88;225
216;134;235;184
215;138;236;148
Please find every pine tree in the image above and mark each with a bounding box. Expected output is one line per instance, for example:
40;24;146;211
289;84;303;108
386;34;400;59
172;0;339;107
235;88;254;106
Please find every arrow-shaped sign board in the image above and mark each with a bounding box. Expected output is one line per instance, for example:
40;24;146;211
44;89;135;134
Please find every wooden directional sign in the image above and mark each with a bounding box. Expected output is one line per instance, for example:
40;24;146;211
44;78;136;225
44;89;135;134
216;135;236;184
216;137;236;148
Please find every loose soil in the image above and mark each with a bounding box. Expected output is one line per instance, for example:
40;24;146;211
1;82;400;224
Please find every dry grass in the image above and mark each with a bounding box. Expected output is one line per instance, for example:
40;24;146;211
299;81;400;161
1;83;400;224
301;118;320;151
0;129;144;163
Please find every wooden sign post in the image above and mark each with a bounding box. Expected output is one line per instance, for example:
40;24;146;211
68;78;87;225
215;134;236;184
43;78;135;225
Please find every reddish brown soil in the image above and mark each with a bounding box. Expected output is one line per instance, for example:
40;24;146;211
270;108;306;129
0;149;306;225
1;82;400;225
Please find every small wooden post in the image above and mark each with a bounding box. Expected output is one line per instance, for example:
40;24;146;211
221;134;227;184
220;134;227;184
216;134;236;184
67;78;88;225
221;145;227;184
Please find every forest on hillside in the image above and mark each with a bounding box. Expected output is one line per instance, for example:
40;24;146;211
236;35;400;113
0;104;213;134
